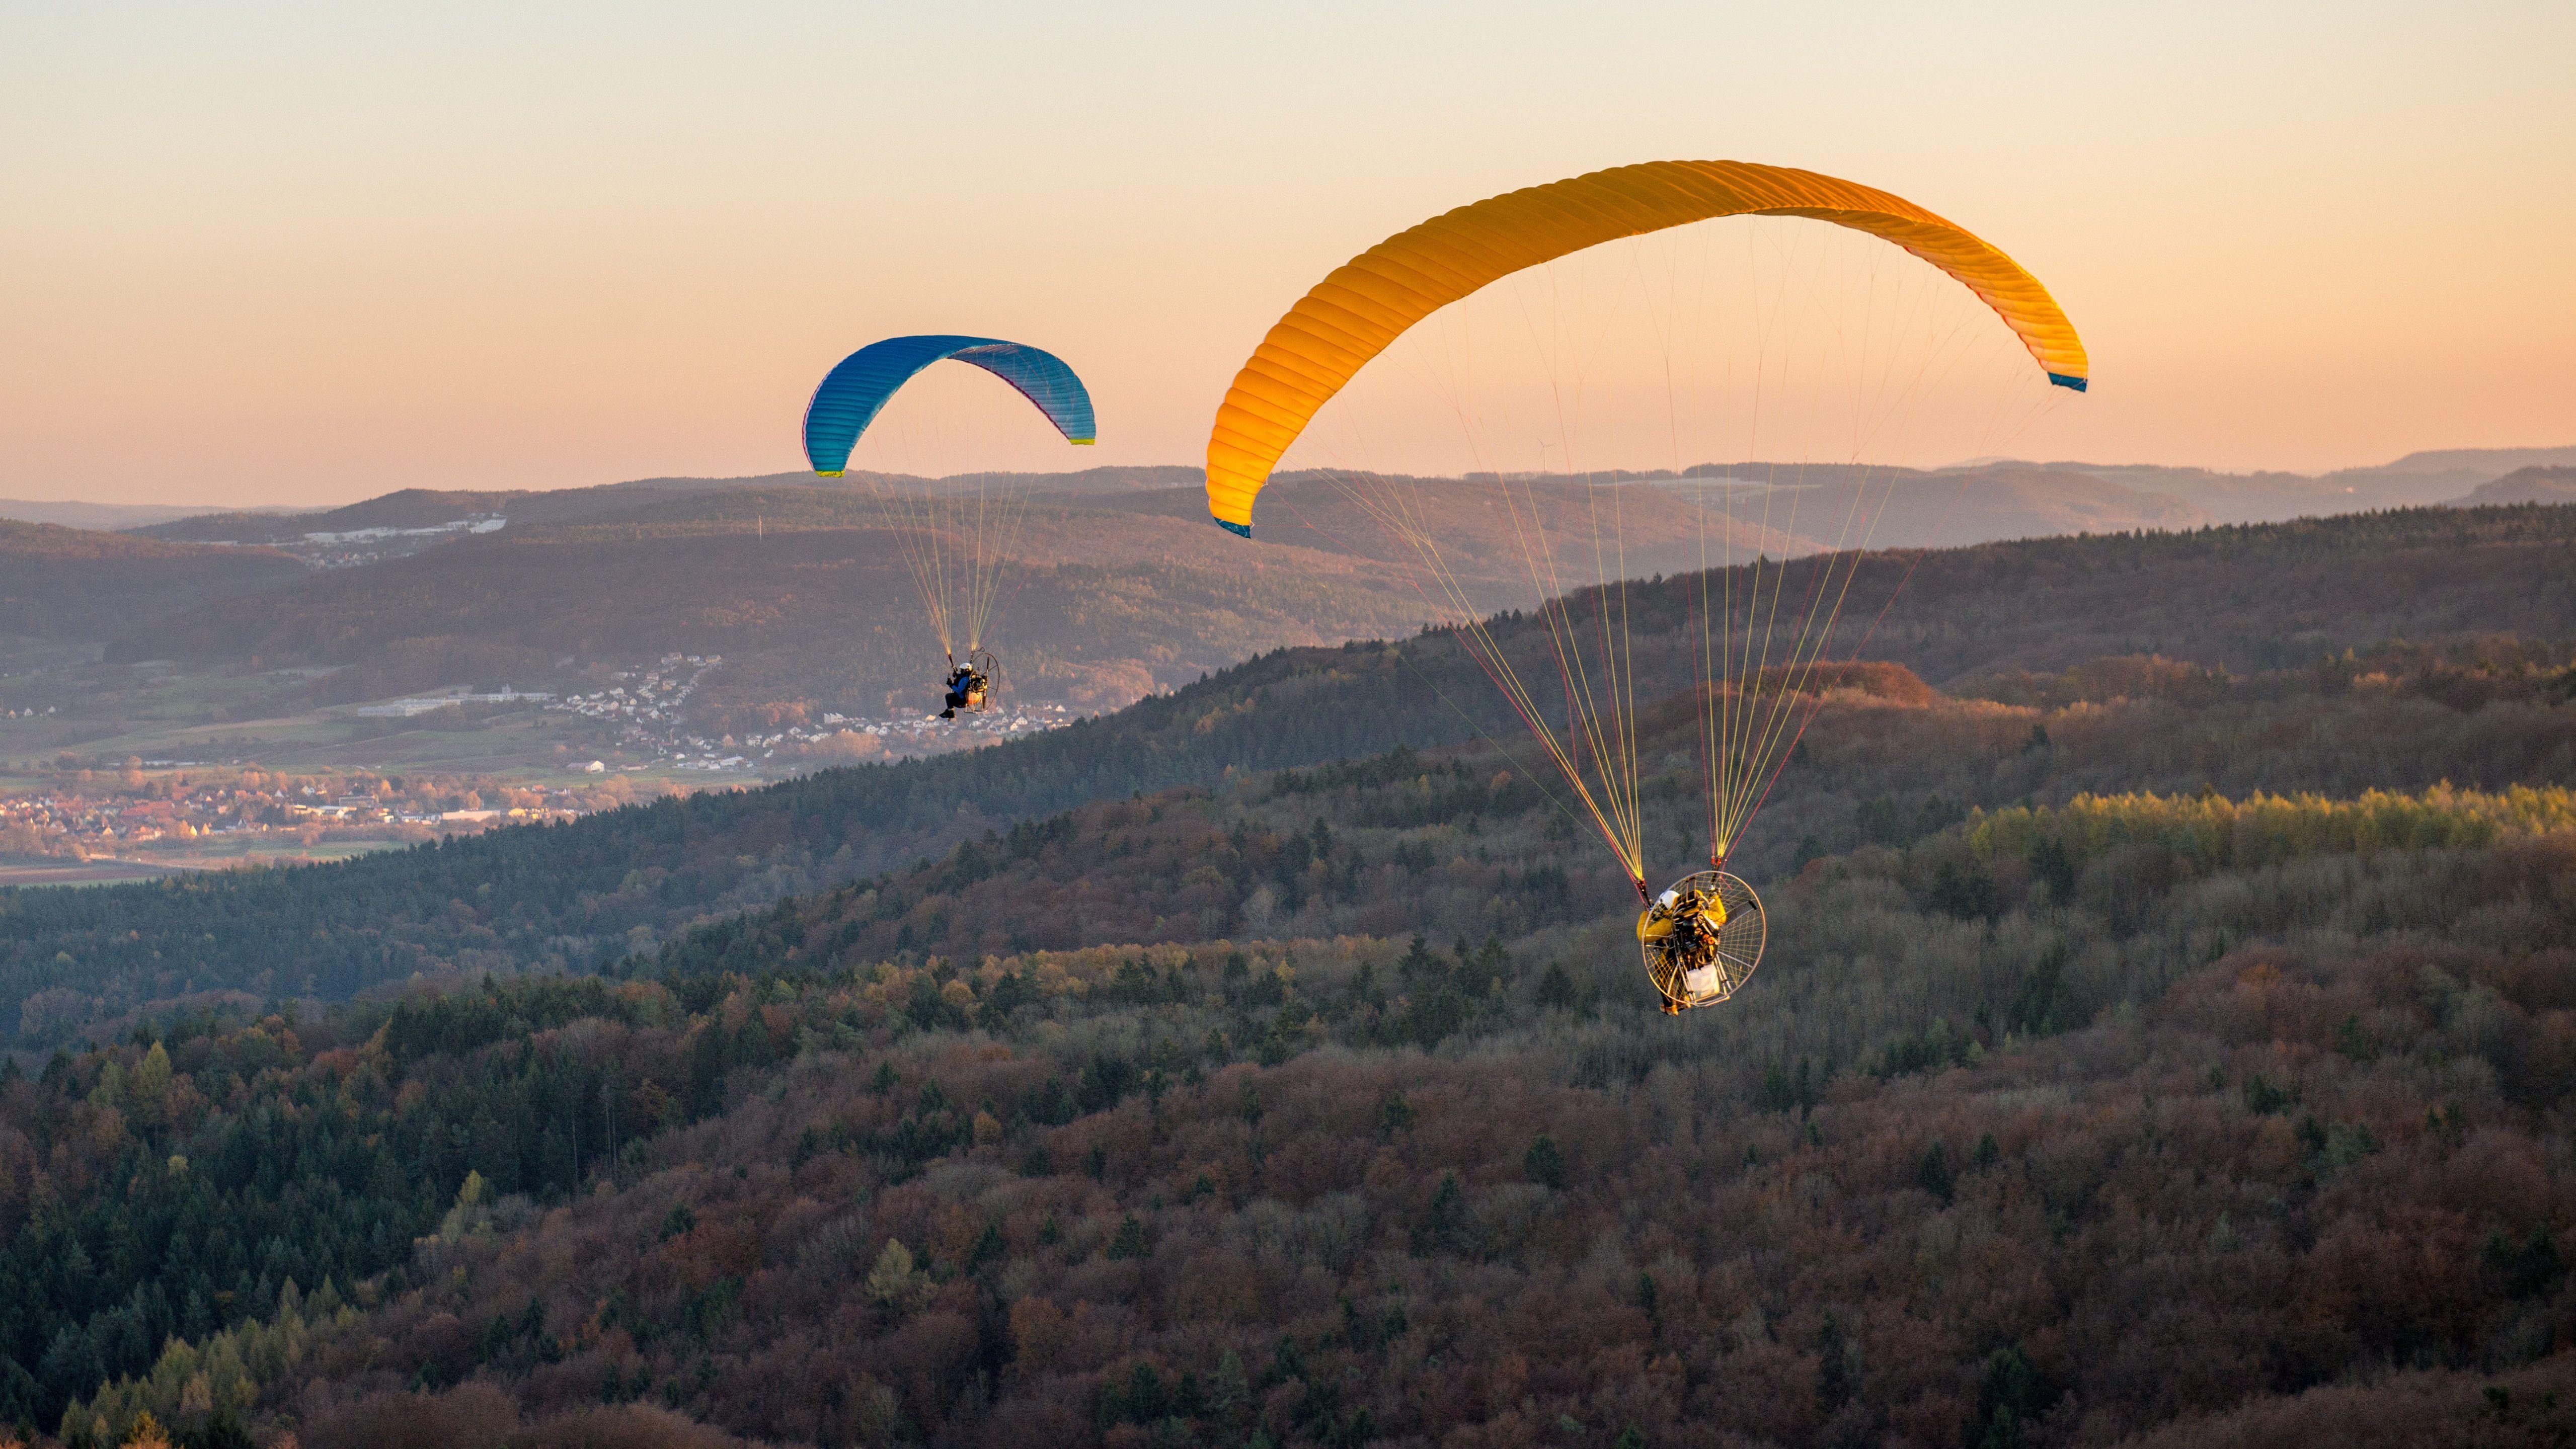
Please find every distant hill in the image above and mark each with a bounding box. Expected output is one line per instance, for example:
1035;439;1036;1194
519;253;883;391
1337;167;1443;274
0;498;280;532
107;487;1457;713
2027;463;2380;524
2451;465;2576;507
137;488;523;542
1049;472;1814;591
0;520;305;641
111;446;2576;550
1727;462;2213;545
136;481;727;544
76;455;2528;723
530;466;1206;511
2379;444;2576;475
99;461;2212;716
134;468;1217;547
2011;443;2576;524
1092;461;2210;550
131;456;2216;552
159;494;1815;720
108;476;1815;715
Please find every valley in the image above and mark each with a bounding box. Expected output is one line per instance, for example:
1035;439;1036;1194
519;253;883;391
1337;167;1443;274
0;446;2559;813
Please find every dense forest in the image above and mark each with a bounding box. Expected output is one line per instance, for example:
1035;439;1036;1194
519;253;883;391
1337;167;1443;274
6;505;2572;1052
6;767;2575;1447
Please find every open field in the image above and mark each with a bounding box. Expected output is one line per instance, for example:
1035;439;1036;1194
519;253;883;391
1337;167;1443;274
0;654;635;783
0;855;185;887
0;839;410;888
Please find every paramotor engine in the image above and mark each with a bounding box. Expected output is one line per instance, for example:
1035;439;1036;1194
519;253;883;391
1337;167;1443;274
939;648;999;720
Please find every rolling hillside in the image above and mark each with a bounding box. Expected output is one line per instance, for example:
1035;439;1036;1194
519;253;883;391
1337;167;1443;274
8;504;2572;1052
127;469;1208;547
103;480;1807;715
2453;467;2576;507
1055;462;2210;555
0;499;251;532
102;460;2222;719
134;480;828;545
2024;443;2576;525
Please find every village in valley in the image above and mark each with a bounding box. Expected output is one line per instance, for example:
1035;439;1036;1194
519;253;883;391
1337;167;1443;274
0;767;596;883
545;653;1074;769
0;644;1083;883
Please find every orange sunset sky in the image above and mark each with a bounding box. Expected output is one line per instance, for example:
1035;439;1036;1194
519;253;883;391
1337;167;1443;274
5;1;2570;508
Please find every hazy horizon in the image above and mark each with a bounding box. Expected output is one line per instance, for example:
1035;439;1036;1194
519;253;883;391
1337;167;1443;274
5;437;2573;518
11;437;2576;517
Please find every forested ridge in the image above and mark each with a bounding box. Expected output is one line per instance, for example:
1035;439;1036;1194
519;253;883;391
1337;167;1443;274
6;504;2573;1051
0;523;302;642
641;649;2576;975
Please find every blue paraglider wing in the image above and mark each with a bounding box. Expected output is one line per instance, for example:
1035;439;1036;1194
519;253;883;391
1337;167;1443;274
803;335;1097;476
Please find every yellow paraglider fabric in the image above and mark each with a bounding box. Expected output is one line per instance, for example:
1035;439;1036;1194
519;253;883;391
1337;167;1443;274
1204;159;2089;533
